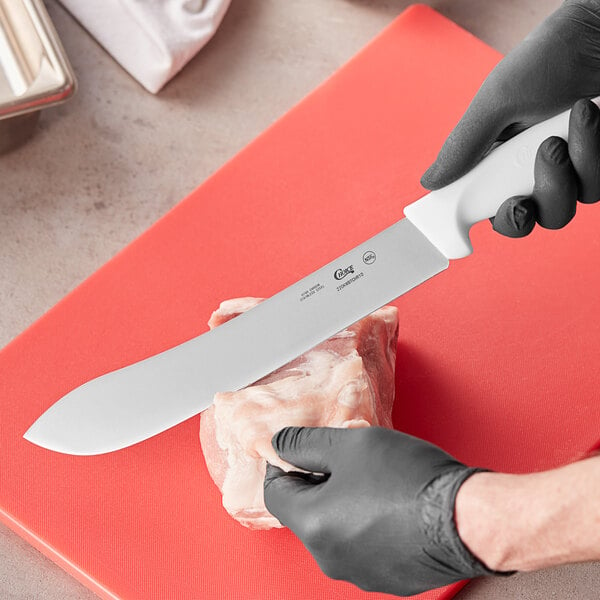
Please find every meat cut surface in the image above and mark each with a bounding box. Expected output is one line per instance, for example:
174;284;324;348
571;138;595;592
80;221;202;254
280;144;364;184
200;297;399;529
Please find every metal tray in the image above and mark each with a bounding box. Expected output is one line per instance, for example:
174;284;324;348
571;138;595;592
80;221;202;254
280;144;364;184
0;0;76;152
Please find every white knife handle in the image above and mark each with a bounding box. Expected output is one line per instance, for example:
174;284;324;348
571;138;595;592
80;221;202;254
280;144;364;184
404;99;600;260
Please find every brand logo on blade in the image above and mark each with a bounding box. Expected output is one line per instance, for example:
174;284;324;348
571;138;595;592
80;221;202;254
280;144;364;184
334;265;355;280
363;251;376;265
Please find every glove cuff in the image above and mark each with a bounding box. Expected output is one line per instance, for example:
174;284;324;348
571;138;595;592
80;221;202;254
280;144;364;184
420;467;516;581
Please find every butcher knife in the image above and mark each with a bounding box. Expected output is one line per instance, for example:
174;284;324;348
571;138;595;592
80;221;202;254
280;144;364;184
24;106;579;455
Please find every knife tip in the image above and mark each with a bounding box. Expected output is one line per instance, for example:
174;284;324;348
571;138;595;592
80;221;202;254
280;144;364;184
22;419;79;455
23;420;52;450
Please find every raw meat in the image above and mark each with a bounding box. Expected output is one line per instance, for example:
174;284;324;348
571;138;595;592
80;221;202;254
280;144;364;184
200;297;398;529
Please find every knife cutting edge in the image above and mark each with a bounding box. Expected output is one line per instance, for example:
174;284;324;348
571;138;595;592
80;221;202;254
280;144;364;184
23;104;580;455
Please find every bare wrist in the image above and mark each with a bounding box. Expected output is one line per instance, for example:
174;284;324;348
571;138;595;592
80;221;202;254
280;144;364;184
455;457;600;573
454;471;523;572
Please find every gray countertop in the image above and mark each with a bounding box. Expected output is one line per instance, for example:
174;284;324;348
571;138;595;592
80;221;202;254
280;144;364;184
1;0;599;598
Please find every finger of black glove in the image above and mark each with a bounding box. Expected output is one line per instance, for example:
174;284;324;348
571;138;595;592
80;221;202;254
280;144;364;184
271;426;343;474
421;91;509;190
491;196;537;238
263;463;317;529
568;98;600;204
532;136;578;229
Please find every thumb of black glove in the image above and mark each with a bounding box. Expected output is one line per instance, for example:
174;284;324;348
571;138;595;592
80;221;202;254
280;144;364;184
422;0;600;191
264;426;512;597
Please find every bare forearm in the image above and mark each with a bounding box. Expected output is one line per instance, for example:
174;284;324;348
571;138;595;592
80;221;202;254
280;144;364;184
455;455;600;573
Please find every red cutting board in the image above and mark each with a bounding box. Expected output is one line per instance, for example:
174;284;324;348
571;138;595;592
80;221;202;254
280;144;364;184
2;5;599;599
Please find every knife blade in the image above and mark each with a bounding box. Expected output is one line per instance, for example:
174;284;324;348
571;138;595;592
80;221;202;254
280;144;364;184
24;106;574;455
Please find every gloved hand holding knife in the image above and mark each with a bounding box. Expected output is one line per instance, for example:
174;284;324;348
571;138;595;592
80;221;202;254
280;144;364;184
264;1;600;596
423;0;600;235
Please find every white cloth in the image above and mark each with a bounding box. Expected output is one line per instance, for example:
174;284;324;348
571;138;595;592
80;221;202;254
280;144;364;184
59;0;232;93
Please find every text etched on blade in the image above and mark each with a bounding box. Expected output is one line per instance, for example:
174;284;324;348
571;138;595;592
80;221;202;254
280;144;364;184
336;271;364;292
300;282;325;302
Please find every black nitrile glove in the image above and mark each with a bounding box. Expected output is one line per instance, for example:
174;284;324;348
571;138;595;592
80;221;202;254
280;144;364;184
264;427;511;597
422;0;600;237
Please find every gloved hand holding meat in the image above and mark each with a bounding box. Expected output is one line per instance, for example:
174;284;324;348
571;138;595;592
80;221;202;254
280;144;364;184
264;426;510;596
200;299;509;595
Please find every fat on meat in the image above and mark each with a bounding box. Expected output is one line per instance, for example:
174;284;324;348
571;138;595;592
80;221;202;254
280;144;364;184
200;297;398;530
